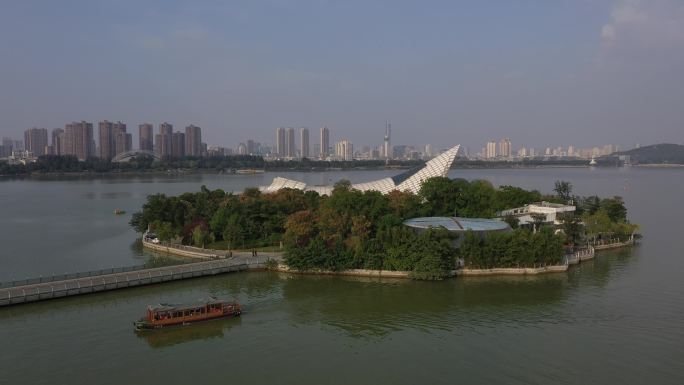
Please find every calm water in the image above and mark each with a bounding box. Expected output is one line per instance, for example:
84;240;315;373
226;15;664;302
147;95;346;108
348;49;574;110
1;168;683;385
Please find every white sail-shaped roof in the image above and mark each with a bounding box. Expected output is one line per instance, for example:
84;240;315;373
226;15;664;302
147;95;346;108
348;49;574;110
260;144;460;195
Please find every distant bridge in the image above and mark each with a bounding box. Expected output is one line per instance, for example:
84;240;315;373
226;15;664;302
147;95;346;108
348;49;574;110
112;150;160;163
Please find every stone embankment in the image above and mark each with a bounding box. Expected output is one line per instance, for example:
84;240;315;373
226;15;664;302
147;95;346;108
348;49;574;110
593;239;635;251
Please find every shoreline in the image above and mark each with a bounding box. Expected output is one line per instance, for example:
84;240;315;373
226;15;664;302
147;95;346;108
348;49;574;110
143;239;633;279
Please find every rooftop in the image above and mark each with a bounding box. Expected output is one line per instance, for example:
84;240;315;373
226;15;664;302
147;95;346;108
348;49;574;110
403;217;511;232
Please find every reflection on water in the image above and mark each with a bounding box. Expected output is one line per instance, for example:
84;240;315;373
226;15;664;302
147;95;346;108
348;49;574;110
279;272;570;339
81;191;133;199
136;317;242;348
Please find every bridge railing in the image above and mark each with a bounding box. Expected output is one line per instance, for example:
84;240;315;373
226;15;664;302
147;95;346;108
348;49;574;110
0;262;191;289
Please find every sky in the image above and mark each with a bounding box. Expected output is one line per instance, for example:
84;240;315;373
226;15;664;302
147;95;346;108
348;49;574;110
1;0;683;151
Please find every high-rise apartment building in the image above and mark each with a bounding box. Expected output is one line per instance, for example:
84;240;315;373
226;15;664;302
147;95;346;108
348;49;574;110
158;122;173;158
246;139;259;155
499;138;511;158
139;123;154;152
24;128;48;156
286;127;296;157
51;128;64;155
335;139;353;161
300;127;310;158
276;127;286;157
185;125;202;157
64;121;95;160
237;143;247;155
319;126;329;158
98;121;114;159
172;132;185;157
486;141;497;158
116;131;132;155
98;121;128;159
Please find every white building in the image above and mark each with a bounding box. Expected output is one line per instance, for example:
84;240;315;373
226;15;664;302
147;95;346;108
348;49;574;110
497;201;576;226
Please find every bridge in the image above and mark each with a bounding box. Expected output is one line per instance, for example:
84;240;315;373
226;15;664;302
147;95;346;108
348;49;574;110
0;253;280;307
111;150;160;163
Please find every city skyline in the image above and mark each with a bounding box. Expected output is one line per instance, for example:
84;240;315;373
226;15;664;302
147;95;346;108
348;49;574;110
0;119;650;163
1;1;683;149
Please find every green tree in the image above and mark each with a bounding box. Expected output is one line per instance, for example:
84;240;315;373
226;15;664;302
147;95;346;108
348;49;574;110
554;180;573;202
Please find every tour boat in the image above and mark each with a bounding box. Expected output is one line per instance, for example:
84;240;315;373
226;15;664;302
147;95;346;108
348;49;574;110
114;208;126;215
134;298;242;331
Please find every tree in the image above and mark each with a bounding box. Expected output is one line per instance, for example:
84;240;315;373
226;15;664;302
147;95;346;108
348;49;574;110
554;180;573;202
600;196;627;222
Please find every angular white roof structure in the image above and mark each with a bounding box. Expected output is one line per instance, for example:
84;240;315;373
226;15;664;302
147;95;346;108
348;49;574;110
260;144;460;195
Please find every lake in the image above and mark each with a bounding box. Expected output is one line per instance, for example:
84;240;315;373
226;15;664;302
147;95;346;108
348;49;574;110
1;167;683;385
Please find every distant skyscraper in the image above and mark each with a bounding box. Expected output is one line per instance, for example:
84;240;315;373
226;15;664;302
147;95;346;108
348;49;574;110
115;129;132;156
99;121;128;159
51;128;64;155
246;139;257;155
98;121;114;159
172;132;185;157
276;127;286;157
499;138;512;158
24;128;48;156
237;142;247;155
319;126;329;158
159;122;173;158
335;139;353;161
65;121;94;160
424;144;432;158
486;141;497;159
300;127;310;158
185;125;202;157
139;123;154;152
383;122;392;159
286;127;296;157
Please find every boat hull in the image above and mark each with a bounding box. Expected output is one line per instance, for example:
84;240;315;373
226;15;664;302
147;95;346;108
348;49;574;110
134;310;241;331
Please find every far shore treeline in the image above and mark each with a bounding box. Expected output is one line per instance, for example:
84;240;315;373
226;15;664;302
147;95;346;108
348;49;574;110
0;154;614;176
130;177;637;280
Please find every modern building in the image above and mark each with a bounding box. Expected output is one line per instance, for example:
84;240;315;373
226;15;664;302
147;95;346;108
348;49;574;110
139;123;154;152
496;201;576;227
158;122;173;158
98;121;114;159
172;132;185;157
24;128;48;156
383;122;392;159
276;127;286;157
261;144;460;195
485;141;497;159
185;125;202;157
335;139;353;161
403;217;511;247
64;121;95;160
286;127;296;158
237;142;247;155
51;128;64;155
300;127;310;158
320;126;329;158
499;138;512;158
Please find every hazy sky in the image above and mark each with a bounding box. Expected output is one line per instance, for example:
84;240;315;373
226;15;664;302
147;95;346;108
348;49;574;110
1;0;682;151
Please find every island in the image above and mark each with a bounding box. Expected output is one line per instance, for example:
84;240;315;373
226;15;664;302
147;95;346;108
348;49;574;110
130;177;638;280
